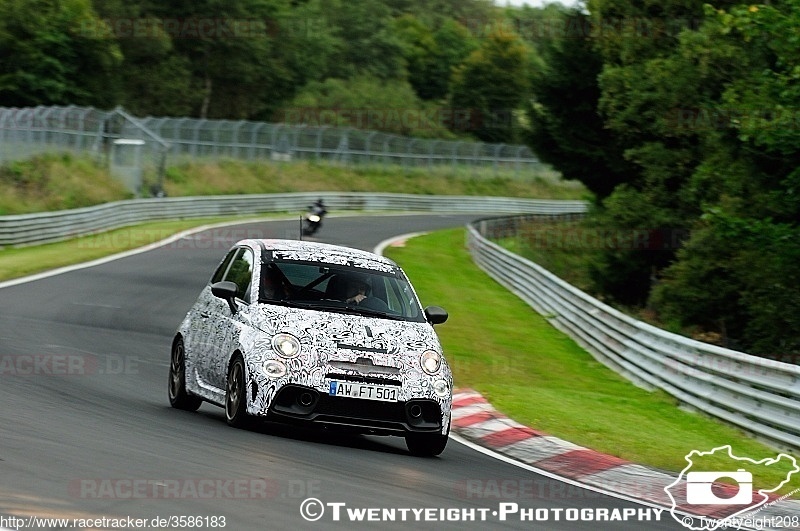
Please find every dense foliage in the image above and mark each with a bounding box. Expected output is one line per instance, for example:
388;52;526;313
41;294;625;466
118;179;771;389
527;0;800;357
0;0;528;141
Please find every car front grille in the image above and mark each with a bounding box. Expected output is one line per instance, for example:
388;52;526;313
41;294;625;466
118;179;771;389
325;372;402;386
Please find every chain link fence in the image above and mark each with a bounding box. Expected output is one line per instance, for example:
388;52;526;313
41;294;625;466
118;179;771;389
139;114;540;170
0;106;169;194
0;106;543;195
0;106;106;162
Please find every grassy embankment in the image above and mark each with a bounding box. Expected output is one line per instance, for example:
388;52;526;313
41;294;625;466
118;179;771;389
0;153;585;282
385;228;798;495
0;153;584;216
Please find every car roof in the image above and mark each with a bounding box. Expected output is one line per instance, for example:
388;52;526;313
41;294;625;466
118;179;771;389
237;238;399;272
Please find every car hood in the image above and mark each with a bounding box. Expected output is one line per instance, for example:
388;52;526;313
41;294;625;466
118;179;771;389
248;305;442;365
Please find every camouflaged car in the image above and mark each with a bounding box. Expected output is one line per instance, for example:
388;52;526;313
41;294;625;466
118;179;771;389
169;239;452;456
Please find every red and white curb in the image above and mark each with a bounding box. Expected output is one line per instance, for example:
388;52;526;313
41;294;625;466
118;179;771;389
451;389;800;527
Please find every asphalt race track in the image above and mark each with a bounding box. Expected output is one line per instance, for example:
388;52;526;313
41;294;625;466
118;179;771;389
0;214;683;530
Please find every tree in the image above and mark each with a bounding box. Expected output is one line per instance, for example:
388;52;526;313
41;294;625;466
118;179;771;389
320;0;406;82
449;27;529;142
393;15;438;99
393;15;477;102
525;8;631;199
649;3;800;355
273;0;344;89
143;0;292;119
574;0;738;306
0;0;122;107
280;76;456;138
91;0;195;116
652;210;800;356
429;19;477;101
383;0;495;22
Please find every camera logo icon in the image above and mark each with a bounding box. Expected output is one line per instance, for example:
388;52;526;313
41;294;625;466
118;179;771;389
685;469;753;505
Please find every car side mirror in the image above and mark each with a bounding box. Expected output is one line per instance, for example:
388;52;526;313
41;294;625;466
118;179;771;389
424;306;448;325
211;281;238;314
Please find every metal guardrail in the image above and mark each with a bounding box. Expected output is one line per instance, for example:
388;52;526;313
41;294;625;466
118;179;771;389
0;193;588;246
468;215;800;451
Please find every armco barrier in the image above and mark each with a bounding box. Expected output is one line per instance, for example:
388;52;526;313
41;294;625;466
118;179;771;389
468;215;800;451
0;193;588;246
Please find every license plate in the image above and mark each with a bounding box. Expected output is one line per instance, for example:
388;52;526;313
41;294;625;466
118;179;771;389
329;381;398;402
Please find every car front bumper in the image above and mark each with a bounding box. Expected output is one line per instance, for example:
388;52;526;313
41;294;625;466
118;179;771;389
263;384;448;435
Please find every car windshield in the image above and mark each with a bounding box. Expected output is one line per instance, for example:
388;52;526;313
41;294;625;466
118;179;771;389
260;260;426;322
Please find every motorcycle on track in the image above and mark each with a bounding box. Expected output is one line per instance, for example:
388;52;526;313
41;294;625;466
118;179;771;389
301;199;327;236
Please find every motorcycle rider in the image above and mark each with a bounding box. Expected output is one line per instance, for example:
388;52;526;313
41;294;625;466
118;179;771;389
311;198;327;217
303;198;327;235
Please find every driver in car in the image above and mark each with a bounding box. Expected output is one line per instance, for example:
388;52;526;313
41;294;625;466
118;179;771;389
343;275;390;313
344;277;370;305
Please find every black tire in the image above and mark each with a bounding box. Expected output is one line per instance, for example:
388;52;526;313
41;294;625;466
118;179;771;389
168;338;202;411
225;355;250;428
301;221;316;236
405;427;449;457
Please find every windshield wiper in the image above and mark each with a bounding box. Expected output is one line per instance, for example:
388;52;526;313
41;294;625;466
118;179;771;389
350;307;403;320
269;299;404;320
278;300;346;311
258;299;310;308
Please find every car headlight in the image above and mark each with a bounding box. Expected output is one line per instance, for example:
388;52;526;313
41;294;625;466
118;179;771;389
433;379;450;398
272;333;301;358
420;350;442;375
263;360;287;379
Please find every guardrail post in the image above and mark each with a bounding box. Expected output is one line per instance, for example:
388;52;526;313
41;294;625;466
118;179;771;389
249;123;265;160
0;109;9;163
364;131;377;166
232;120;246;159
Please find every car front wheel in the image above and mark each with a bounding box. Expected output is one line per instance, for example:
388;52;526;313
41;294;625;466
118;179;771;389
168;338;202;411
225;355;250;428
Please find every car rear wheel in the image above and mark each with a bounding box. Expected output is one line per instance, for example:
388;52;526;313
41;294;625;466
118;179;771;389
168;338;202;411
405;426;449;457
225;355;250;428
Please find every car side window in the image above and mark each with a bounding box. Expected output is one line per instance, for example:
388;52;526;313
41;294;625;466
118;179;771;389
223;248;255;303
211;249;238;284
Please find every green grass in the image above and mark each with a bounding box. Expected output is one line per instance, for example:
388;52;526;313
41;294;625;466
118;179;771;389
0;216;274;281
496;230;595;292
0;152;586;281
0;154;588;215
0;153;133;215
158;159;586;199
385;228;799;495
